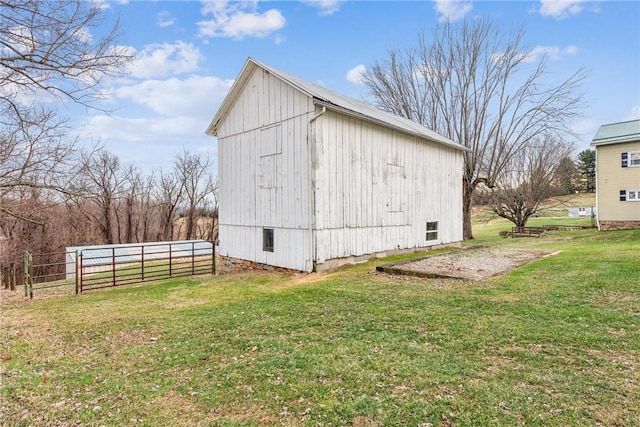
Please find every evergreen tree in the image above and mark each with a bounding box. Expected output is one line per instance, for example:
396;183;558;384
576;149;596;192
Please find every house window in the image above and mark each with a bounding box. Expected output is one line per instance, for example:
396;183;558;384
426;221;438;241
622;151;640;168
625;190;640;202
263;228;274;252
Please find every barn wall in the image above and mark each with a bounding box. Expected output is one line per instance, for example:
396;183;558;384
216;67;315;271
312;111;463;264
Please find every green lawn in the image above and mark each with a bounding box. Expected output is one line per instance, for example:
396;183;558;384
1;220;638;426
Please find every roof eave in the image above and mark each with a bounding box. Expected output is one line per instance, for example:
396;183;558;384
313;99;470;152
591;136;640;147
205;58;259;137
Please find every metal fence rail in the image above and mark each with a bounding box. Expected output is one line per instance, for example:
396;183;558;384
78;241;215;292
22;240;216;298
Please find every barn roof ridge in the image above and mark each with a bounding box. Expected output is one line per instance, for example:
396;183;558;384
207;57;468;151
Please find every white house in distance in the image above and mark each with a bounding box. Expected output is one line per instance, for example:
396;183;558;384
206;58;468;272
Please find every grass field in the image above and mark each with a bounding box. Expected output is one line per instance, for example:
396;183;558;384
1;217;638;426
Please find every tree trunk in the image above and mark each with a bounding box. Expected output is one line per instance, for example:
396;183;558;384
125;196;134;243
462;178;474;240
186;210;195;240
102;199;113;244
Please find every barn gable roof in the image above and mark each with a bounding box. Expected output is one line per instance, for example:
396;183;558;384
206;57;467;151
591;119;640;147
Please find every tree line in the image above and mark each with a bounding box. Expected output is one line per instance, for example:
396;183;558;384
0;147;218;273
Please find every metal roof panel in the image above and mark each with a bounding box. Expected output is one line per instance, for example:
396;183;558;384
207;57;469;152
591;119;640;146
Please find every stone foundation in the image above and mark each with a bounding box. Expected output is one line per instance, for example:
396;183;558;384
217;257;295;274
313;241;463;272
599;221;640;231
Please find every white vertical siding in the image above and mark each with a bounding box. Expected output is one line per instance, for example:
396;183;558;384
215;66;463;271
313;111;463;264
216;68;315;271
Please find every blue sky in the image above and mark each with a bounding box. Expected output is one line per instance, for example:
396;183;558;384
77;0;640;174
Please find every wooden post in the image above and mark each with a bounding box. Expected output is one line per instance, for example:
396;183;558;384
23;251;30;297
141;245;145;281
28;253;33;299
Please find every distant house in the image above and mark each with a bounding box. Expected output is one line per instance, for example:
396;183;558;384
591;119;640;230
206;58;468;272
568;206;596;218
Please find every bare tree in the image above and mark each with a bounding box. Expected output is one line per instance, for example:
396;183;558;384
0;109;76;219
173;151;217;240
75;149;132;244
0;0;131;261
135;172;158;242
0;0;131;212
1;0;130;116
485;136;574;227
155;169;184;241
363;19;586;239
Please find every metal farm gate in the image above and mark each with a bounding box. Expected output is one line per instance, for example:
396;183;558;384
20;240;216;298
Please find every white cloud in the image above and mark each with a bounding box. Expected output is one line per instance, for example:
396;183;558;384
198;1;285;39
80;72;233;170
434;0;473;23
346;64;366;85
301;0;343;16
126;41;202;79
157;11;175;28
539;0;588;19
84;115;206;144
522;45;578;63
114;75;233;119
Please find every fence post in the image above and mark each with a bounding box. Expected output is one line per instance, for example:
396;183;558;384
191;242;195;275
23;251;31;297
141;245;145;281
24;251;34;299
212;243;216;275
79;252;84;293
75;250;79;295
169;243;173;277
112;248;116;287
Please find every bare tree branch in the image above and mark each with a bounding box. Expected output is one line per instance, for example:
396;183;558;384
363;19;587;239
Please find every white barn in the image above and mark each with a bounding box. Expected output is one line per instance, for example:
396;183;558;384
206;58;468;272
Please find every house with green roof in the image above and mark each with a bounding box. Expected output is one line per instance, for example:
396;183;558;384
591;119;640;230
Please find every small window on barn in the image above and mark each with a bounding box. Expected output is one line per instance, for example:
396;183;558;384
426;221;438;241
630;152;640;167
263;228;274;252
